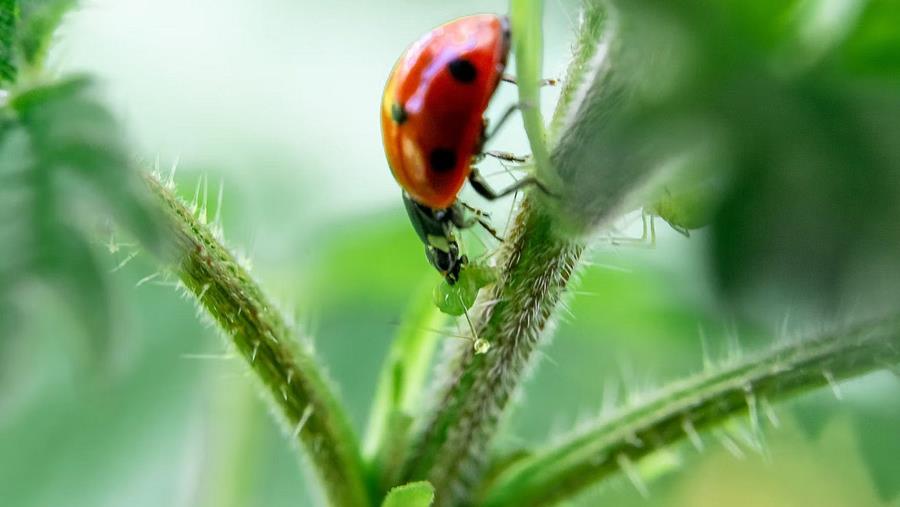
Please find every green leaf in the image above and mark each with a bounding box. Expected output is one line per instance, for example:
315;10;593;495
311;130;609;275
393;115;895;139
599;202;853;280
834;0;900;78
851;384;900;501
794;376;900;501
544;0;900;312
12;76;166;251
381;481;435;507
710;82;900;313
0;121;33;334
16;0;76;67
1;75;166;367
789;390;835;440
365;278;446;489
39;223;112;369
0;0;17;84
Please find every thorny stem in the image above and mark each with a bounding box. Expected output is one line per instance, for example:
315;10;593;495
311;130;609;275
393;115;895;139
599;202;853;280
145;176;372;507
477;316;900;506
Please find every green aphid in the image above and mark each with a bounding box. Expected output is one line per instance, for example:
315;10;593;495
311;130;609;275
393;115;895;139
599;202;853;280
433;262;497;316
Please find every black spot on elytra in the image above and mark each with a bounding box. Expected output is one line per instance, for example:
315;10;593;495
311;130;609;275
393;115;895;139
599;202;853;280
448;58;477;83
391;102;408;124
429;148;457;172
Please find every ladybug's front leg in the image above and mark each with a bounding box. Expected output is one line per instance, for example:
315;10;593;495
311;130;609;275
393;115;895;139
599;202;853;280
485;150;530;163
501;75;559;86
468;168;554;202
483;104;520;143
448;202;504;242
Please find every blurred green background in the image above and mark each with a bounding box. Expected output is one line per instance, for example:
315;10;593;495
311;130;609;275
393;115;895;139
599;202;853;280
1;0;898;506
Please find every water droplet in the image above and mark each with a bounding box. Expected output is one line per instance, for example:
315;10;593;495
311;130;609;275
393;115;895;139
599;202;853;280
474;338;491;354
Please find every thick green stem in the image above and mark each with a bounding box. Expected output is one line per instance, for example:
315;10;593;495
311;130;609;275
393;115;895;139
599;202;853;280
146;176;371;507
478;316;900;506
401;198;583;506
397;2;597;503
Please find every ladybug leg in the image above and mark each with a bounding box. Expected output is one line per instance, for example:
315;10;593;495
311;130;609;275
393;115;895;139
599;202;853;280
468;167;554;201
459;201;491;219
485;150;530;163
449;202;505;242
483;104;520;142
501;75;559;86
475;218;504;242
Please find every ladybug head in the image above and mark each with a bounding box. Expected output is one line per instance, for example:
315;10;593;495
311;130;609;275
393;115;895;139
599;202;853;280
425;243;467;285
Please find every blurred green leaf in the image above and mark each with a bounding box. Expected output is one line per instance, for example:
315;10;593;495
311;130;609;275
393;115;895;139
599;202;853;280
0;0;16;84
790;390;834;441
710;79;900;313
550;0;900;313
834;0;900;78
365;278;445;489
381;481;434;507
852;389;900;501
0;75;165;366
38;223;111;367
16;0;75;67
792;376;900;501
663;0;900;312
12;76;165;249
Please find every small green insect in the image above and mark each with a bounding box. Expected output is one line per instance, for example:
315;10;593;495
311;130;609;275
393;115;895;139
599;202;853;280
432;261;497;354
650;150;723;236
432;262;496;316
652;182;718;236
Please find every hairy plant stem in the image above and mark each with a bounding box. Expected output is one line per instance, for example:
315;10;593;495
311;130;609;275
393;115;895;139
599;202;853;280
401;198;584;505
478;316;900;506
145;176;371;507
398;2;601;503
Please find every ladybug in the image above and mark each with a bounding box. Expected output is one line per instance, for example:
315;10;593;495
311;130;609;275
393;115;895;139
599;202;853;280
381;13;544;284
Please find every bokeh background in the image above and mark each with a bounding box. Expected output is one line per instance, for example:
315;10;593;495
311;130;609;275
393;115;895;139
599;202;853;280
1;0;898;506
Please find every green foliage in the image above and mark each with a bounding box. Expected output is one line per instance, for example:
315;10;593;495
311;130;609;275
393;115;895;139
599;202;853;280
366;278;446;492
793;377;900;501
0;76;164;364
16;0;75;68
0;0;77;82
852;385;900;500
3;1;899;507
0;0;16;84
546;0;900;313
381;481;434;507
834;0;900;78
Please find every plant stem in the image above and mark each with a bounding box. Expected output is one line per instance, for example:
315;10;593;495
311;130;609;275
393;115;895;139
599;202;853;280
145;176;371;507
401;198;583;506
478;315;900;507
398;2;600;503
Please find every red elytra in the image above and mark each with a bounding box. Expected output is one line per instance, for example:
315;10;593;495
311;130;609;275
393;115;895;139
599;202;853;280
381;14;510;210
